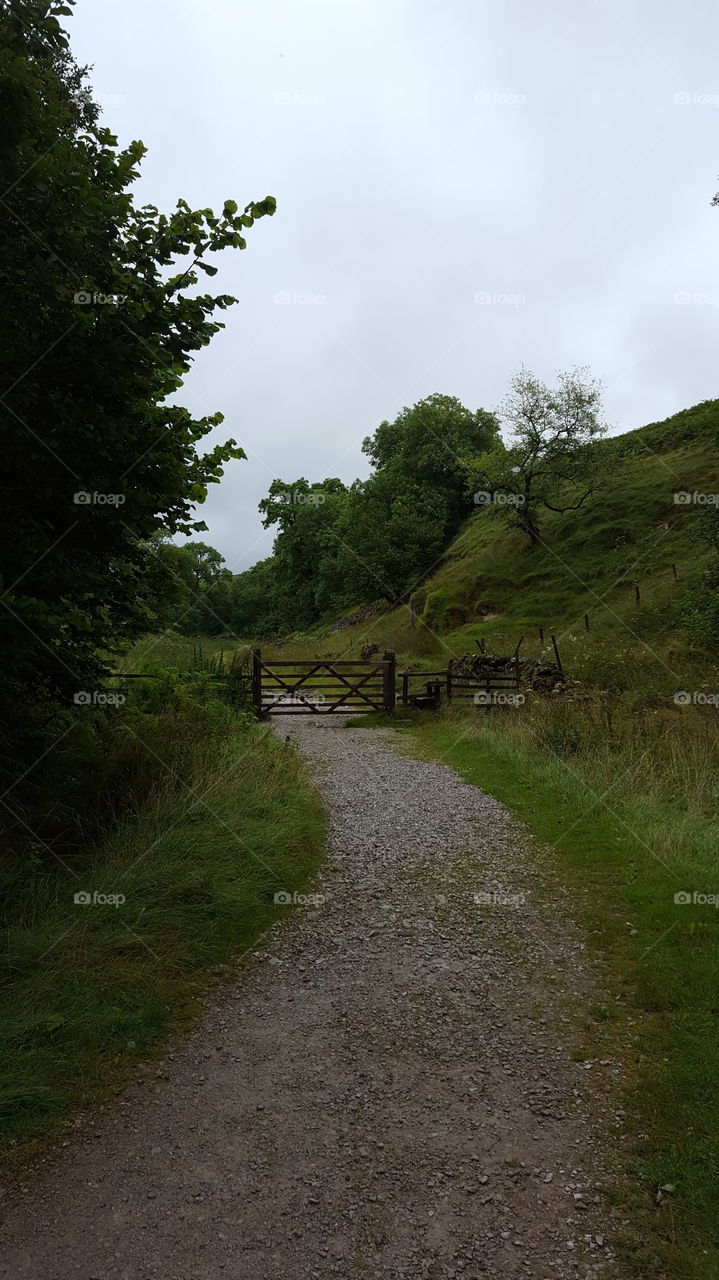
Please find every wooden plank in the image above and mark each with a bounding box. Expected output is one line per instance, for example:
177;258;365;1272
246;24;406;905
260;674;384;685
257;659;386;668
397;670;448;678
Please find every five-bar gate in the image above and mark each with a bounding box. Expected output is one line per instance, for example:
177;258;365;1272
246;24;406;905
252;649;395;716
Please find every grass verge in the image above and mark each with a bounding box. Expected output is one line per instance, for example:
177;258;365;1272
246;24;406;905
0;690;325;1164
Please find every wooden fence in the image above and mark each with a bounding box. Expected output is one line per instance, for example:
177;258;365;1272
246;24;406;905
398;654;522;706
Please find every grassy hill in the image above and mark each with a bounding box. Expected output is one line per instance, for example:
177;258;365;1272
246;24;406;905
278;400;719;694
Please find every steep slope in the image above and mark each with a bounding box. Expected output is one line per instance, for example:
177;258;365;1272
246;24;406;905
303;400;719;686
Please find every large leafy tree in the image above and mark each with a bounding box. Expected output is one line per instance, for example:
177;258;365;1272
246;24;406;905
258;478;349;629
0;0;275;775
243;396;499;629
468;367;610;545
337;394;500;602
138;539;232;635
229;558;282;638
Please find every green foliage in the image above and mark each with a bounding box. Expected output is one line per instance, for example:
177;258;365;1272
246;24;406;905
420;588;470;632
681;508;719;648
410;403;719;662
2;637;252;867
257;477;351;628
0;677;325;1152
468;366;610;544
138;538;234;636
233;394;499;634
0;0;275;784
262;401;719;706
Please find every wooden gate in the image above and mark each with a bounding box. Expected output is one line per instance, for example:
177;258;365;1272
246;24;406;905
252;649;395;716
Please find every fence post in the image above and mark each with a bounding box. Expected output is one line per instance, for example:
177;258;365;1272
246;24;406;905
513;635;523;689
401;672;409;706
426;679;441;710
550;634;564;679
251;648;262;717
383;650;396;713
446;659;453;702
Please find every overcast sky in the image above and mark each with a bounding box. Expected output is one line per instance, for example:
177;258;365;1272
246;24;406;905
70;0;719;572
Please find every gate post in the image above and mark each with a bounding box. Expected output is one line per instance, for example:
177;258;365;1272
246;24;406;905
251;648;262;717
382;650;396;713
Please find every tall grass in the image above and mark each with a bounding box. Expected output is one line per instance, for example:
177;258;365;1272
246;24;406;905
0;676;325;1158
117;632;250;674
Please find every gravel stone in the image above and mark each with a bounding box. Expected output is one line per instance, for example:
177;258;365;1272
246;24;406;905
0;714;622;1279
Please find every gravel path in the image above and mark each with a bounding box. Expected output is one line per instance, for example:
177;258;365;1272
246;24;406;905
0;715;623;1279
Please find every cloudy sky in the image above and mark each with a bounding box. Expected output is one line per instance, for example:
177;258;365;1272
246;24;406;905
70;0;718;572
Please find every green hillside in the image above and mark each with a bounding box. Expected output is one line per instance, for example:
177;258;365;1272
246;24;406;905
282;400;719;693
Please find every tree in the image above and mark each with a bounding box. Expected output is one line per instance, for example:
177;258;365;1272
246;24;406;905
338;395;499;602
229;558;282;638
331;474;450;606
258;478;349;629
0;0;276;776
141;540;231;635
469;367;610;545
241;396;500;629
362;393;500;531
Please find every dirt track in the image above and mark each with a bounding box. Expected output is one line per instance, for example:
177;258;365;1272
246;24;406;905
0;715;622;1279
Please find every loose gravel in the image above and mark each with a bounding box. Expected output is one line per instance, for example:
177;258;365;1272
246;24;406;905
0;714;624;1279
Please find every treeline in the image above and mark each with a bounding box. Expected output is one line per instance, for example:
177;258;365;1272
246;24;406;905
156;395;499;637
180;381;719;646
234;394;500;634
0;0;275;849
181;370;616;637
